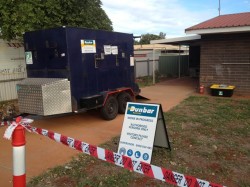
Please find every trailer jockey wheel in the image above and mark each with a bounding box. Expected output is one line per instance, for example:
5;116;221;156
101;96;118;120
118;92;133;114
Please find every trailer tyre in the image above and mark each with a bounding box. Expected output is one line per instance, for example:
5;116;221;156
118;92;133;114
101;96;118;120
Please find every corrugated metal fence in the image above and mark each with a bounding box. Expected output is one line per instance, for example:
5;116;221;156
135;59;159;78
0;40;27;102
134;50;161;78
159;55;189;77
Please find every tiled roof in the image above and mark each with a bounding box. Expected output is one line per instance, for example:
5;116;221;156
186;12;250;31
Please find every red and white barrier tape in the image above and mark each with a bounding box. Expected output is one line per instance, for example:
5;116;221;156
2;119;226;187
3;118;33;140
1;121;11;127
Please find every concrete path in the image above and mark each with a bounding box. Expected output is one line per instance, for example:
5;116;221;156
139;77;198;111
0;77;197;187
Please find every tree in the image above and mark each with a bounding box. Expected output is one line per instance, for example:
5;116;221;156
0;0;113;41
134;40;140;45
138;32;166;44
159;32;166;39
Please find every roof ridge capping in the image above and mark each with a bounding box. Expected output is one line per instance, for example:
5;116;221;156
185;12;250;34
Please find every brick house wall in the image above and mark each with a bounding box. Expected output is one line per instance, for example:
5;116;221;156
200;33;250;95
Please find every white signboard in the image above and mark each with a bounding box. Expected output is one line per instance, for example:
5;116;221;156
118;102;159;163
111;46;118;55
104;45;111;55
130;56;134;66
104;45;118;55
81;40;96;53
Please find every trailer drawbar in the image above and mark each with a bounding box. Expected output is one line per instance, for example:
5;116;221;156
17;27;140;120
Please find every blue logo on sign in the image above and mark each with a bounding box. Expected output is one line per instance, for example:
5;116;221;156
143;153;149;161
127;149;133;156
135;151;141;158
84;40;94;45
127;104;158;117
119;147;126;155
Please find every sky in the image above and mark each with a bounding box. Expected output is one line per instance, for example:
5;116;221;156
101;0;250;38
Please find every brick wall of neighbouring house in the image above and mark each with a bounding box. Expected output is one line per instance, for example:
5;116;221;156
200;33;250;95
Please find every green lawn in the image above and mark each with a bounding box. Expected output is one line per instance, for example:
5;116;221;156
27;96;250;187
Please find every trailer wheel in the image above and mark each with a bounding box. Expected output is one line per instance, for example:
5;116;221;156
118;92;133;114
101;96;118;120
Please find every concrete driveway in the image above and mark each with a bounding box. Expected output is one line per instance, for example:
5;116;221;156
139;77;198;111
0;77;198;187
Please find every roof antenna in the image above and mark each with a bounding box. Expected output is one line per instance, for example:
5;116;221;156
218;0;221;16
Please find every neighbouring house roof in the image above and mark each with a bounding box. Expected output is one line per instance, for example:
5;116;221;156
150;35;201;45
185;12;250;34
134;44;187;50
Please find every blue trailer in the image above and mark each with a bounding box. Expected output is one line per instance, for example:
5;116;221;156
17;27;140;120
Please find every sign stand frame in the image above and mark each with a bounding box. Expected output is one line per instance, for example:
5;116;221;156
153;104;171;151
